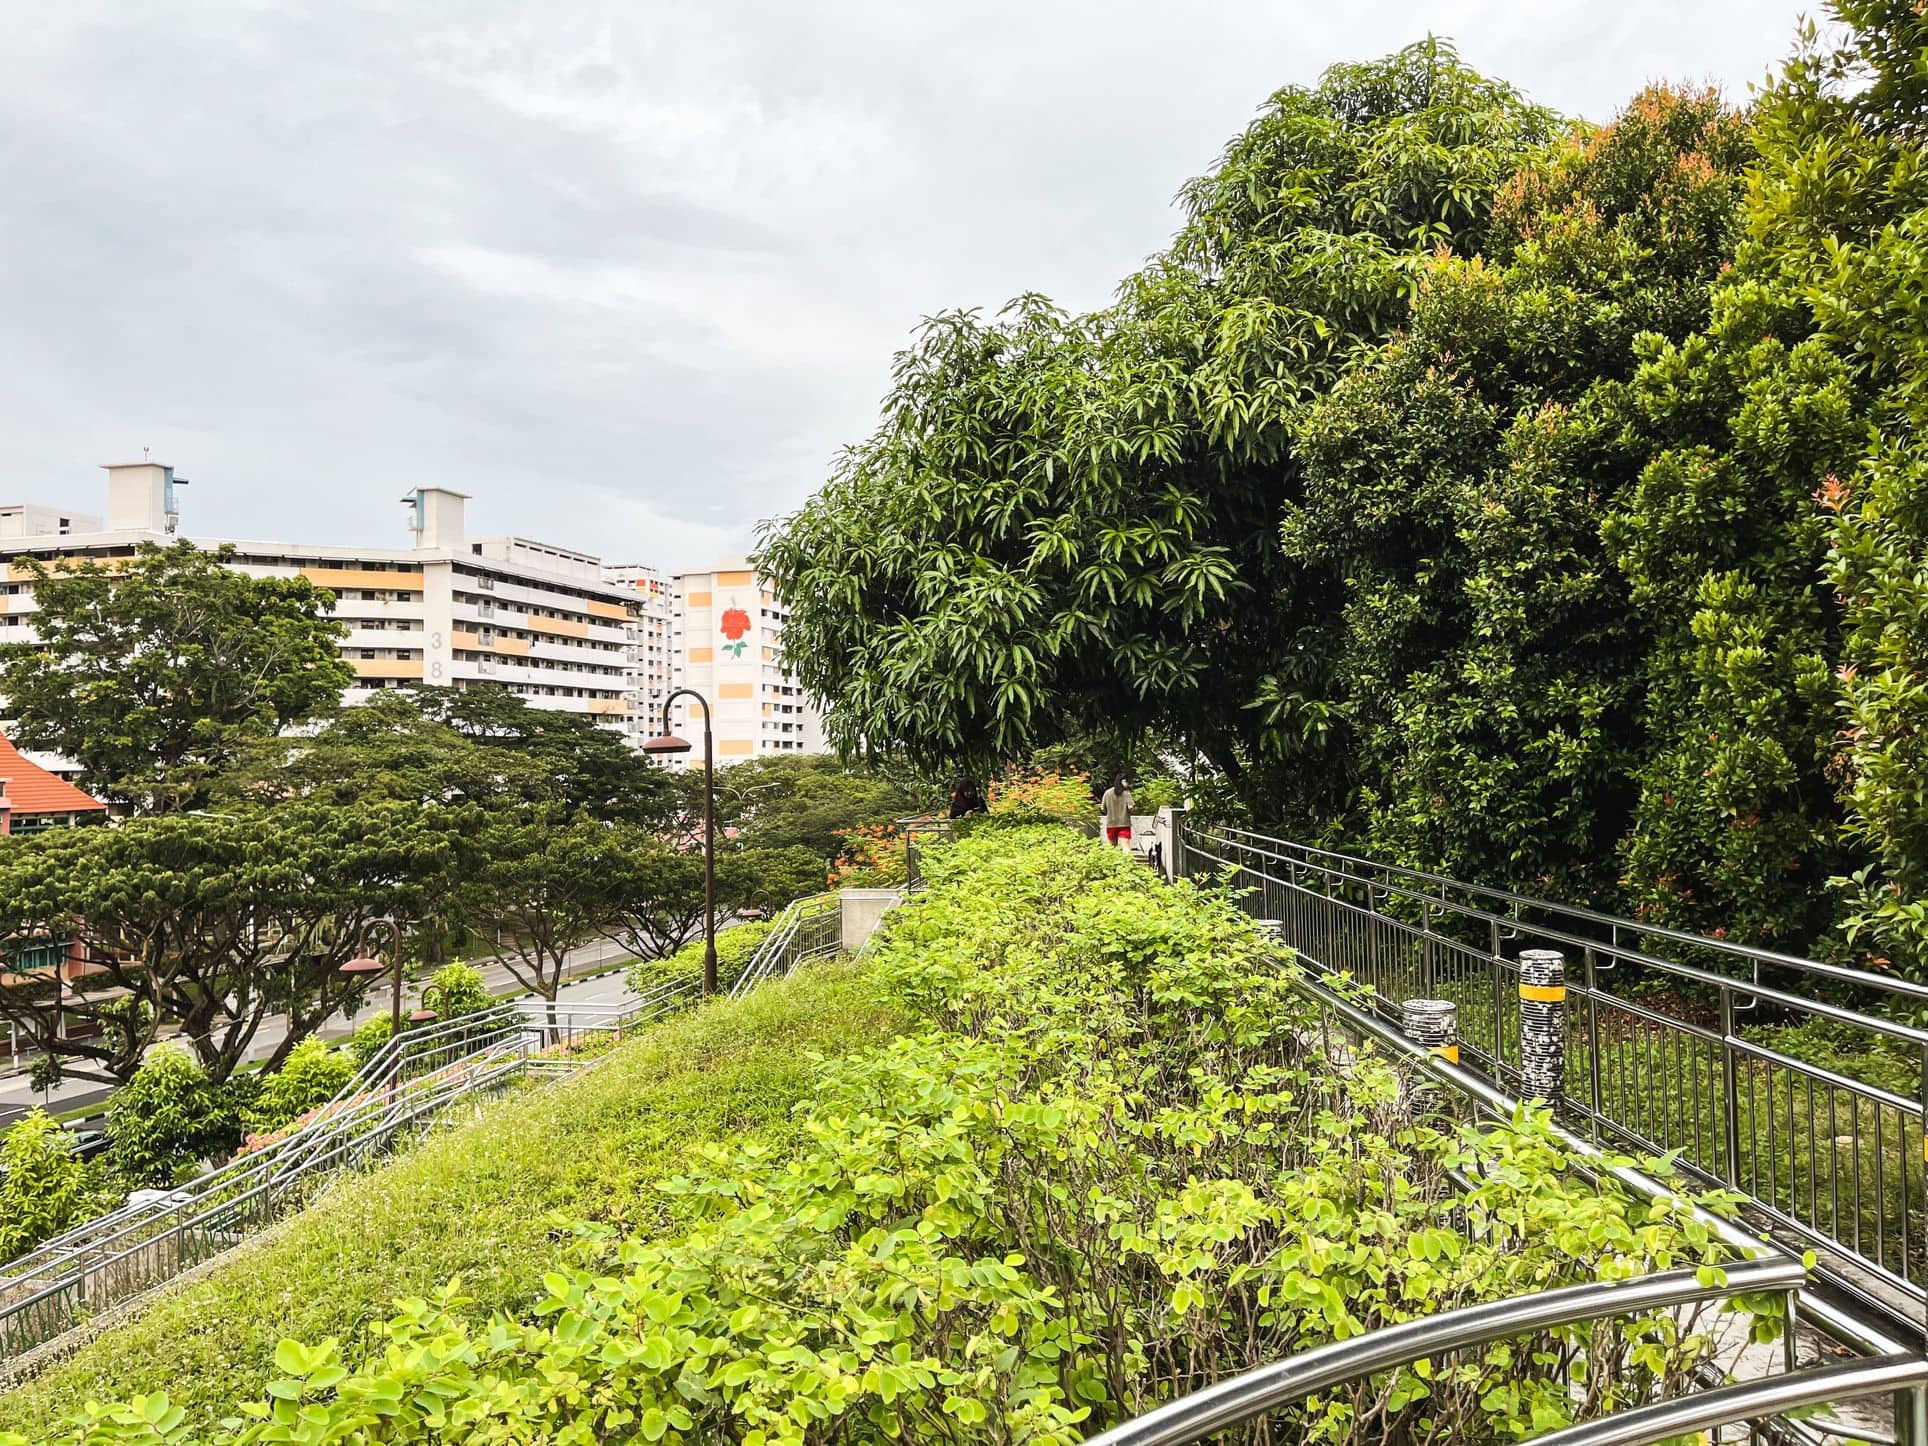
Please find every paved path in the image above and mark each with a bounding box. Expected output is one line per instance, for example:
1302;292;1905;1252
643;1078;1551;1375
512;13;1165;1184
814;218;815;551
0;938;644;1130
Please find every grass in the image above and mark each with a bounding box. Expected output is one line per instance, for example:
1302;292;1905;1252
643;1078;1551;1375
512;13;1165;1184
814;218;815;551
0;958;905;1435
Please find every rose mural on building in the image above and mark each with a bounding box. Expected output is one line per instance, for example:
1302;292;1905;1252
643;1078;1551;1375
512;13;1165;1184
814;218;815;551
720;603;752;659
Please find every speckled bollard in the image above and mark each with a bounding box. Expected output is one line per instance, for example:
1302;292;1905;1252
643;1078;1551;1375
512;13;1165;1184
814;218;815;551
1518;949;1566;1106
1399;998;1458;1115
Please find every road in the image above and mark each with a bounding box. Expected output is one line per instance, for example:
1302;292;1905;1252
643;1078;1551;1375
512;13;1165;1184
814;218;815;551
0;938;644;1130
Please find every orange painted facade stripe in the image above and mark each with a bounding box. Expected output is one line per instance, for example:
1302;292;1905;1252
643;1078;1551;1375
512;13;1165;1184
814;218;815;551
588;598;630;621
716;570;754;587
718;682;753;699
685;590;712;609
688;646;713;663
301;566;425;592
718;738;753;755
351;657;425;679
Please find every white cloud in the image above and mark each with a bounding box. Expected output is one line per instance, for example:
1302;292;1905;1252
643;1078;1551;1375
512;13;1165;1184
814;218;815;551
0;0;1811;570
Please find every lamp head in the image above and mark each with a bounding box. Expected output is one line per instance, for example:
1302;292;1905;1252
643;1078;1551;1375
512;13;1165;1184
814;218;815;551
338;955;385;977
641;733;692;755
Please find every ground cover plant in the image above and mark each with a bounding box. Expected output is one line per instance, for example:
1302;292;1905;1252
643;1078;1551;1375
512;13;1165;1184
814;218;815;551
9;828;1778;1444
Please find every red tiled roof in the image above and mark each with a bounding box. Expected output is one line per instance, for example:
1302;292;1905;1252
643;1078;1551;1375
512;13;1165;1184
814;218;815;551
0;734;108;816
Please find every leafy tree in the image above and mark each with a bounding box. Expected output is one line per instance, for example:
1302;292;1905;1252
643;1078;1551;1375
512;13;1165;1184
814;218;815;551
711;755;933;862
594;830;824;963
0;1110;107;1260
758;41;1559;800
462;815;632;1014
106;1045;246;1187
0;799;478;1085
1759;1;1928;975
217;687;675;826
1286;85;1753;898
0;542;351;810
409;684;677;826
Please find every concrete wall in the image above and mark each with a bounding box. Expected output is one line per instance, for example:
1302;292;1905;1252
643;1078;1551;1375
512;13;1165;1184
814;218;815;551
1155;807;1186;881
840;888;903;953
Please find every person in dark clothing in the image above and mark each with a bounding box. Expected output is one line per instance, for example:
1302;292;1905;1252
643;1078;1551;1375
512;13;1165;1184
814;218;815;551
948;776;987;819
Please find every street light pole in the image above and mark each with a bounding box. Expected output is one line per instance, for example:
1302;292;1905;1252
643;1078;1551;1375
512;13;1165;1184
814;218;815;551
339;917;406;1037
641;688;717;995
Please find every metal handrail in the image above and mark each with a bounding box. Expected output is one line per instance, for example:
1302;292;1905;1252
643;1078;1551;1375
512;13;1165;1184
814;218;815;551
1178;821;1928;1331
1209;825;1928;1006
1527;1357;1928;1446
1080;1257;1809;1446
728;892;841;1000
0;997;656;1360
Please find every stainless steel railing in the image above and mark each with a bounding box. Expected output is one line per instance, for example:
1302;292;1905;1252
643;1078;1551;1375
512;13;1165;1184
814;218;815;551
1081;1257;1811;1446
1176;821;1928;1338
729;892;843;1000
0;992;691;1363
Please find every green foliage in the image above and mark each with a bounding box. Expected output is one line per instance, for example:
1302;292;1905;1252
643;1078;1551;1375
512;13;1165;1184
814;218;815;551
243;1039;355;1137
714;755;935;861
626;922;773;996
827;823;908;888
346;1015;394;1070
426;960;490;1018
15;830;1767;1443
106;1046;246;1188
1781;2;1928;976
0;963;906;1436
0;1111;108;1260
756;17;1928;967
986;768;1095;823
0;541;351;811
757;41;1559;792
0;798;480;1084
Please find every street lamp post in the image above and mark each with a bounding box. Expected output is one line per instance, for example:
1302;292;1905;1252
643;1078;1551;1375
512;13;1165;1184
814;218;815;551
338;917;406;1038
641;689;717;995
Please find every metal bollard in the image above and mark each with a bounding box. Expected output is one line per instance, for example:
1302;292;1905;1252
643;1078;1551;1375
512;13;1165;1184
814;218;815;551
1400;998;1458;1115
1518;949;1566;1106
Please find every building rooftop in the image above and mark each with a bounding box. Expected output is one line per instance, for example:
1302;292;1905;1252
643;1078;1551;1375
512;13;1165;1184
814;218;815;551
0;734;108;816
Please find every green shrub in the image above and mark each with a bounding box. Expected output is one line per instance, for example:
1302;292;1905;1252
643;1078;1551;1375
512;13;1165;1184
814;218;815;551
105;1045;245;1188
242;1039;355;1137
426;960;490;1017
345;1013;394;1069
625;921;772;996
13;828;1771;1444
0;1111;111;1261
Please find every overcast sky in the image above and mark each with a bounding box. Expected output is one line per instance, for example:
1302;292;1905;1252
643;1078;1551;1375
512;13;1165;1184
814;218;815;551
1;2;1808;569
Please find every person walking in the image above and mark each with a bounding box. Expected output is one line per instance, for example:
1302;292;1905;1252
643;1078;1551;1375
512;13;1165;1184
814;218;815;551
1100;774;1134;853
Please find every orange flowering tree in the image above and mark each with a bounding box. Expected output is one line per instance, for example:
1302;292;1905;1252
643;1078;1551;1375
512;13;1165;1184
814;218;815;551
828;823;909;888
986;769;1093;824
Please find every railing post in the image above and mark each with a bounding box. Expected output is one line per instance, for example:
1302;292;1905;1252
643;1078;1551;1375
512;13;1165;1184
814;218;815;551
1518;949;1566;1107
1720;985;1742;1188
1400;998;1458;1116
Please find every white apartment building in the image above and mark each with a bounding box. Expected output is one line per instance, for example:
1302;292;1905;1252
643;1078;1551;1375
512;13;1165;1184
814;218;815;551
603;564;673;747
659;557;824;768
0;461;636;728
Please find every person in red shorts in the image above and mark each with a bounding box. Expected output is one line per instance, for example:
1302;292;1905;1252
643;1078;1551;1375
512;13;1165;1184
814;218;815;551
1100;773;1134;852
